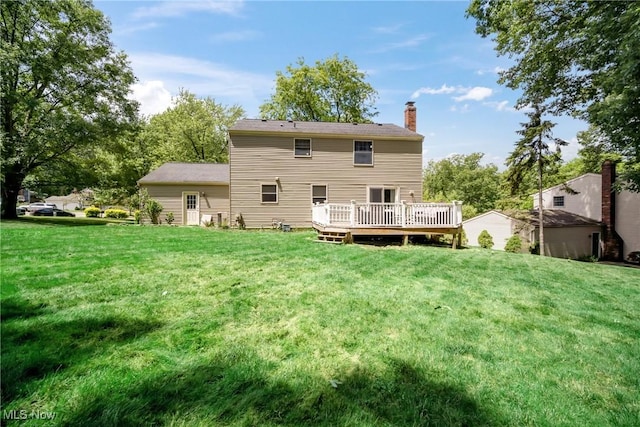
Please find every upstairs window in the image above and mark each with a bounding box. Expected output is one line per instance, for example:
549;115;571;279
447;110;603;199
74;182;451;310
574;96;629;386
354;140;373;165
294;138;312;157
553;196;565;207
261;184;278;203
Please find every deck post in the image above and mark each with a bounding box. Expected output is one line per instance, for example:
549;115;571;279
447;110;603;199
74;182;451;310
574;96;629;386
401;200;407;227
350;200;356;227
454;201;463;226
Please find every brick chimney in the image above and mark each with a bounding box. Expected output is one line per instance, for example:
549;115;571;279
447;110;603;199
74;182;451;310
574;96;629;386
404;101;416;132
601;160;623;261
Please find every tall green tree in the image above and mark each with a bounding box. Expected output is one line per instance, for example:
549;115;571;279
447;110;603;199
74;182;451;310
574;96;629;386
141;89;244;167
1;0;138;218
422;153;501;217
467;0;640;189
260;54;378;123
506;106;567;256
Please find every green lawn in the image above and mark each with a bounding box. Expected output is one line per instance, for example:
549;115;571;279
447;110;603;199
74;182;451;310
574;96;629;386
1;219;639;426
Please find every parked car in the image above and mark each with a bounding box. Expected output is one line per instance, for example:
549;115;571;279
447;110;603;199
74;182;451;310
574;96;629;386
26;202;57;212
32;208;75;217
16;206;27;215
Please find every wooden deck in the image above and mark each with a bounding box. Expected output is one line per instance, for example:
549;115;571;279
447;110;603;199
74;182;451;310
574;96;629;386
312;201;463;246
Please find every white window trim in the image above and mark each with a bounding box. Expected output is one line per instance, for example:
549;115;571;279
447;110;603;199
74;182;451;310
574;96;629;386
311;184;328;205
260;183;278;204
294;138;312;158
553;195;565;207
366;186;399;203
353;140;374;166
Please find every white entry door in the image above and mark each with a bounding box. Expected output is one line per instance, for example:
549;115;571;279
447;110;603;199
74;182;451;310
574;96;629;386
183;192;200;225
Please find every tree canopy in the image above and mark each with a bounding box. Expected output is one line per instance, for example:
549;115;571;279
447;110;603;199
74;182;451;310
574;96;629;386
422;153;501;217
506;106;566;256
1;0;138;218
467;0;640;189
260;54;378;123
140;89;244;168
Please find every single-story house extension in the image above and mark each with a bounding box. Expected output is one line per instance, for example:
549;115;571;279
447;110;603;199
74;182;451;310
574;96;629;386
138;162;230;225
463;209;602;259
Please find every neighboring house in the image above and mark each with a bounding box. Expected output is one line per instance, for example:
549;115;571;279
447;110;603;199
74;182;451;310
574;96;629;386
463;209;602;259
227;103;424;229
532;161;640;260
138;163;230;225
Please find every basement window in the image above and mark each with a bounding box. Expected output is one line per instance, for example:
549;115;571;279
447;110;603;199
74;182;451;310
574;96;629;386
553;196;565;207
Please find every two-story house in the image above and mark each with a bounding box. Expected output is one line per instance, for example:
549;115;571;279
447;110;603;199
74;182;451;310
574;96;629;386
139;103;464;244
463;160;639;261
227;103;424;229
532;160;640;261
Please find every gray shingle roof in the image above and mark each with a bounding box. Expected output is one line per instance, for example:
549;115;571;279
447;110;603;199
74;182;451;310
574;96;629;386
508;209;602;227
138;163;229;185
229;119;423;140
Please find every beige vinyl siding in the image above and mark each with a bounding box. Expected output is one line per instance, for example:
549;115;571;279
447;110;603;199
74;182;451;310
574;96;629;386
230;134;422;228
617;191;640;256
538;226;601;259
142;184;230;225
534;174;602;220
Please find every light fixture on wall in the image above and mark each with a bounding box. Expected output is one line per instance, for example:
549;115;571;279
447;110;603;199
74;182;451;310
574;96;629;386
275;177;280;182
201;192;205;197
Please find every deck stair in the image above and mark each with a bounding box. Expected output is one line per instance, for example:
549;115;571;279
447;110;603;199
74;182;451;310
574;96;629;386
316;230;350;244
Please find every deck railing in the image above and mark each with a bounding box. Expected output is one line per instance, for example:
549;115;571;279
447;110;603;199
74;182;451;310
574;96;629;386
312;201;463;228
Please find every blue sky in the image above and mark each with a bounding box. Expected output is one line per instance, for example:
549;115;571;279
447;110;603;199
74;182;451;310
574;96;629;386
95;0;587;168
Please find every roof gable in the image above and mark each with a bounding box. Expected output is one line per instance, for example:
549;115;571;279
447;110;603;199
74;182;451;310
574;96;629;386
138;163;229;185
229;119;424;141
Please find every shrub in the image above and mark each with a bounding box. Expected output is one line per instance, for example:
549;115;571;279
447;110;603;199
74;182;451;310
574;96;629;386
84;206;101;218
165;212;175;225
478;230;494;249
530;242;540;255
104;208;128;219
144;199;163;225
134;210;142;224
504;235;522;253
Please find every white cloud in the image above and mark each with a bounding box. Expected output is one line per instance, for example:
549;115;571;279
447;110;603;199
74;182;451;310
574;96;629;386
371;23;404;34
483;100;535;113
453;87;493;102
476;65;506;76
450;104;470;113
131;0;244;19
130;81;173;117
114;22;160;36
412;84;458;98
128;53;274;117
412;85;493;102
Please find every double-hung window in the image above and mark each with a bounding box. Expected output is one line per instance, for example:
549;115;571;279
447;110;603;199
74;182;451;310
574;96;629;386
354;140;373;165
261;184;278;203
312;185;327;204
294;138;312;157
